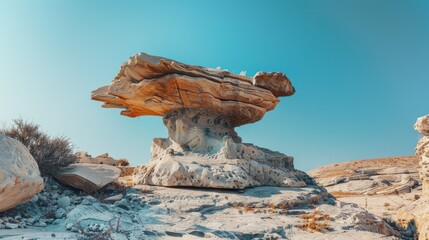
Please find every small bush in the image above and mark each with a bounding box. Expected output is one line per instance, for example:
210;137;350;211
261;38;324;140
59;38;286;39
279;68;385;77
1;118;77;177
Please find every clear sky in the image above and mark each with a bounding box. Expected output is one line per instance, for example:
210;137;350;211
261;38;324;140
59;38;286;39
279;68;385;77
0;1;428;171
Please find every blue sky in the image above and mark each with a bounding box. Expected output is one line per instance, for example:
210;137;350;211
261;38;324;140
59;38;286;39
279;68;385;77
0;1;428;171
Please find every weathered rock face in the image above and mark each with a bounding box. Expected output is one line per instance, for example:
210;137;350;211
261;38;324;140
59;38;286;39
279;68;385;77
134;137;312;189
93;52;309;189
163;108;241;152
309;155;421;233
309;156;420;196
397;114;429;240
91;52;294;127
0;134;44;212
415;114;429;196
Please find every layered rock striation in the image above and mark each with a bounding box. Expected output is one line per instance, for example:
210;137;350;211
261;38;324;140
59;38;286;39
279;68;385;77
91;52;294;127
92;52;310;189
309;156;420;196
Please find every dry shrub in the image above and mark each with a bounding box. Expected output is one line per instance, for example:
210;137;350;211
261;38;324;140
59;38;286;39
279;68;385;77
242;206;255;212
297;210;333;233
1;118;76;177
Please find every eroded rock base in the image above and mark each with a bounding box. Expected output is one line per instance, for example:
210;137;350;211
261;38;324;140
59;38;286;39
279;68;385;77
134;137;312;189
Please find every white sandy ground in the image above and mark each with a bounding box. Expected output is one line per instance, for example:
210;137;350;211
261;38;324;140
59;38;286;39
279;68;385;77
0;184;401;240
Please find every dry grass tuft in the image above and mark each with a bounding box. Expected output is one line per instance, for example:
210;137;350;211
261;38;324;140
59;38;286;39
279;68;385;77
296;210;333;233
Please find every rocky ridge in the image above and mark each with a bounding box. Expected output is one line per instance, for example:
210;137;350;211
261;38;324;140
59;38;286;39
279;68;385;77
309;156;420;239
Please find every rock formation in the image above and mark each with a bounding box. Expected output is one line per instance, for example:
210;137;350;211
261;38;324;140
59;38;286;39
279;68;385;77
0;134;44;212
396;114;429;240
414;114;429;196
310;155;421;236
55;163;121;193
91;52;294;126
92;52;311;189
309;156;420;196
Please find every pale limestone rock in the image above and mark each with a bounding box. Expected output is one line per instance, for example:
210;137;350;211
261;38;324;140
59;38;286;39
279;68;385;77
415;114;429;196
309;156;421;228
133;135;311;189
104;193;123;203
397;197;429;240
55;163;120;193
0;134;44;212
309;156;420;196
415;115;429;136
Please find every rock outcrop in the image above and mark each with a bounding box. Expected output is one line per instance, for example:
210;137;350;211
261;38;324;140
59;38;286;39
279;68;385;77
92;52;310;189
309;155;421;236
55;163;121;193
309;156;420;196
396;114;429;240
414;114;429;196
0;134;44;212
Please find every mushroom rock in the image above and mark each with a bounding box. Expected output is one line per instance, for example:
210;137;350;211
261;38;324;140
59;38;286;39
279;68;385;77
0;134;44;212
92;52;312;189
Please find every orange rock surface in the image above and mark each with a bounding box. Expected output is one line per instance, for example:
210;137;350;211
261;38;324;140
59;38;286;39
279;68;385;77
92;52;294;126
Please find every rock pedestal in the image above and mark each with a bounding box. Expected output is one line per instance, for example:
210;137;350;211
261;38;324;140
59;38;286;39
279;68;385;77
92;52;311;189
163;108;241;152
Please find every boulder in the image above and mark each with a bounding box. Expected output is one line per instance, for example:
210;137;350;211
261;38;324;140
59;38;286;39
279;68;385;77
93;52;311;189
55;163;120;193
0;134;44;212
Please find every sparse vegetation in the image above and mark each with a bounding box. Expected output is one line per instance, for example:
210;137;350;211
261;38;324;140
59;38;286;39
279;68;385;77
1;118;77;177
296;210;333;233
